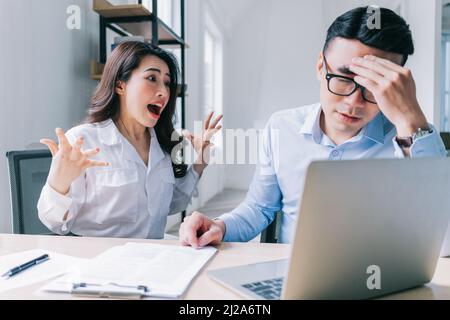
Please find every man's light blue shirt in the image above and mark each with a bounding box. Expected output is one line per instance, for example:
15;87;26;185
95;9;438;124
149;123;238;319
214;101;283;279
220;103;447;243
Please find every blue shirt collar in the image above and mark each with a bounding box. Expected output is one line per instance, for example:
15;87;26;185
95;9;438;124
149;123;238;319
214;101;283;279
364;112;390;145
298;104;322;143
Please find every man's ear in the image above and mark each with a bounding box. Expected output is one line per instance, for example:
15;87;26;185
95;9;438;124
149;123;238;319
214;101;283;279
316;52;324;82
115;80;126;95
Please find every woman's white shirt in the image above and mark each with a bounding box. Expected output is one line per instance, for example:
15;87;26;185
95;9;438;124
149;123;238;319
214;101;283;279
37;119;199;239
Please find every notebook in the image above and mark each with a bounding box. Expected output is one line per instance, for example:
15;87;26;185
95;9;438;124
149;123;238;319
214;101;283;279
39;242;217;299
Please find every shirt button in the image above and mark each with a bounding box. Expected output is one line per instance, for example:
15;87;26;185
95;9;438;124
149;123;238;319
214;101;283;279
330;150;340;159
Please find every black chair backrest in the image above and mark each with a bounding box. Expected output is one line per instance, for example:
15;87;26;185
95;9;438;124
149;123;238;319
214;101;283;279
6;150;53;234
260;211;282;244
440;132;450;150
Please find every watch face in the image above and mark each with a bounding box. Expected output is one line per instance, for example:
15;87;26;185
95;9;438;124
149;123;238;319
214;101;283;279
413;128;433;141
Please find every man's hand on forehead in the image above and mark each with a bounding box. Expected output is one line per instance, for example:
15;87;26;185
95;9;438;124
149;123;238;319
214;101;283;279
348;55;428;137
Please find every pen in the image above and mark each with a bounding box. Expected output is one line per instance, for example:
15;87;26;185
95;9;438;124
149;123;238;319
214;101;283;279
1;254;50;278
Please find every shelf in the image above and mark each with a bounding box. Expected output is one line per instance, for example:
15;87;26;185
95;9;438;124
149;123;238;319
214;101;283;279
90;61;187;96
93;0;151;18
90;60;104;81
93;0;188;47
113;19;188;47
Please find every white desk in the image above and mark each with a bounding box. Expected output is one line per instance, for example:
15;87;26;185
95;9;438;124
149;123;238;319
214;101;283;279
1;234;450;299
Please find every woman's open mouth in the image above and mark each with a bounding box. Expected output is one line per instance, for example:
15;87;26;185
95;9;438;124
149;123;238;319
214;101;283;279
147;104;163;119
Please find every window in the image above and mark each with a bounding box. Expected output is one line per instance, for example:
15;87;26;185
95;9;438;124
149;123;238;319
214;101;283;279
203;17;223;156
157;0;172;26
441;33;450;131
199;12;225;204
204;30;215;116
203;14;223;140
156;0;181;36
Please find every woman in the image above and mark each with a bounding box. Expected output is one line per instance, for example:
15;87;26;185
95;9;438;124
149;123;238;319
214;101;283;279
37;41;222;238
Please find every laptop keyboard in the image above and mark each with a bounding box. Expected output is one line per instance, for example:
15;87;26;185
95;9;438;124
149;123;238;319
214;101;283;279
241;277;284;300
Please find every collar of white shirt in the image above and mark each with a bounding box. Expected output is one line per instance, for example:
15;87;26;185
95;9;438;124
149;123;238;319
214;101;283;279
97;119;166;169
298;103;390;146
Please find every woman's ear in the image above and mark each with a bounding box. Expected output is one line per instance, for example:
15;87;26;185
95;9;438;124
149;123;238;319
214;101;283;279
316;52;324;82
115;80;126;95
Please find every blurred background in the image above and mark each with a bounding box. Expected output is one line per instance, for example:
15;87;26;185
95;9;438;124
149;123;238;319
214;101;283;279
0;0;448;235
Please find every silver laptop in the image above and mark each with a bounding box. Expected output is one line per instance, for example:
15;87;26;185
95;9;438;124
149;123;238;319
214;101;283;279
208;158;450;300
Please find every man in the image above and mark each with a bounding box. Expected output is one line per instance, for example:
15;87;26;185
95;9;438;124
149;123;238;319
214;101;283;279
179;7;446;248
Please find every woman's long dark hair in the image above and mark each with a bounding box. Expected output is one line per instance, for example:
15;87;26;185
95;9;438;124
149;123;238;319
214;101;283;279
87;41;187;178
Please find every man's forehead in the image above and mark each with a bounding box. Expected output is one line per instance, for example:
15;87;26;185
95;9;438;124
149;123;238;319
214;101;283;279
326;38;404;66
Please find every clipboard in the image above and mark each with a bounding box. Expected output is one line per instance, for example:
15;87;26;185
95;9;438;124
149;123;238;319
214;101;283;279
71;282;150;299
40;242;218;299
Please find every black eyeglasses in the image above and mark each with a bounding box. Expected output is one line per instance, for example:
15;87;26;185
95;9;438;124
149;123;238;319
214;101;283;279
322;54;377;104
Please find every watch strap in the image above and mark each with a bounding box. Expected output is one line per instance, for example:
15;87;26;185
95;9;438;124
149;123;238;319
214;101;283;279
396;128;433;148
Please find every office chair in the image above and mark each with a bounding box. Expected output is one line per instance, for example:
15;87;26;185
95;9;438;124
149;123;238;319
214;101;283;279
6;149;54;235
440;132;450;156
260;211;282;243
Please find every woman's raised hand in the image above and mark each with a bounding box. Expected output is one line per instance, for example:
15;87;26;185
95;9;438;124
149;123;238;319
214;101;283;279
182;111;223;175
40;128;109;195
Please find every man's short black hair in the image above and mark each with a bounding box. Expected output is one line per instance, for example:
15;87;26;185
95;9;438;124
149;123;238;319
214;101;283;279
324;6;414;65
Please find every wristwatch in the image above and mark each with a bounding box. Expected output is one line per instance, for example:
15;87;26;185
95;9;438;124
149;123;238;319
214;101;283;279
396;127;434;148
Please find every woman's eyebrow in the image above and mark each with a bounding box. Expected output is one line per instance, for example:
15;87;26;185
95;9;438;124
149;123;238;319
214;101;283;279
144;67;170;77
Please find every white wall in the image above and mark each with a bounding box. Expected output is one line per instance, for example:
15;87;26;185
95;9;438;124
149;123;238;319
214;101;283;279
321;0;404;24
184;0;231;202
223;0;324;190
0;0;99;232
406;0;443;128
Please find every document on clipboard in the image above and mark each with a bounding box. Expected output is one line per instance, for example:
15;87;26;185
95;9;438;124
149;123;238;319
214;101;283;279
39;242;217;299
